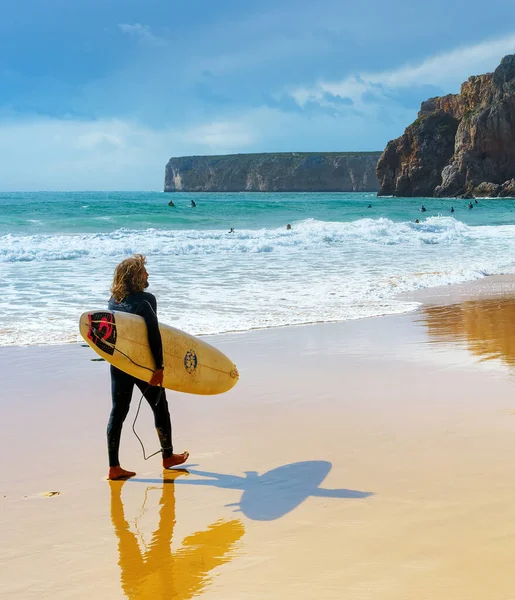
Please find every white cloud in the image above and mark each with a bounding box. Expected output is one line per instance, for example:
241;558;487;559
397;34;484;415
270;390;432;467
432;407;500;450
74;131;124;150
290;32;515;110
0;116;258;191
0;107;402;190
179;121;255;151
118;23;168;48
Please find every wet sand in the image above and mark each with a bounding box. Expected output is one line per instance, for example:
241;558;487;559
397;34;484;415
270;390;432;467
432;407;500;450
2;288;515;599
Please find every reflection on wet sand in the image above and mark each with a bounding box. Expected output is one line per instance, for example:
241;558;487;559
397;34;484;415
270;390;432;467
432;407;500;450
133;461;373;521
109;471;245;599
421;298;515;367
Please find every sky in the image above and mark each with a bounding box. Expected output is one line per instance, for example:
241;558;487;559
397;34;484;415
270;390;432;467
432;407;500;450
1;0;515;190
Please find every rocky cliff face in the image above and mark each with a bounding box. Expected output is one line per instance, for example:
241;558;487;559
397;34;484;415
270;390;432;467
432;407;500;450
164;152;381;192
377;55;515;197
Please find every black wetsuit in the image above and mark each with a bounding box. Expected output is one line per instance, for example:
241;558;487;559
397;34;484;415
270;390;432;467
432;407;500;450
107;292;173;467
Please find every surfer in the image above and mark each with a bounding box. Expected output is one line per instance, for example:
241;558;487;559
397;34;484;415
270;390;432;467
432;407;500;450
420;205;427;212
228;227;234;233
286;224;292;230
168;200;175;207
191;200;196;207
106;254;189;480
450;207;455;213
468;201;474;209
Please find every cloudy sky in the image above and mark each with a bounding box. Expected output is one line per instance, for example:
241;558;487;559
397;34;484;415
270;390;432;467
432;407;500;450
2;0;515;190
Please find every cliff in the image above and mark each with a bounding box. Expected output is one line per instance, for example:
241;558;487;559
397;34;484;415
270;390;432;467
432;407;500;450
377;54;515;198
164;152;381;192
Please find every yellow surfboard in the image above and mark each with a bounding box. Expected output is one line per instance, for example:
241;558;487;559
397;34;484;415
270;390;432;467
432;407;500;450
79;310;239;395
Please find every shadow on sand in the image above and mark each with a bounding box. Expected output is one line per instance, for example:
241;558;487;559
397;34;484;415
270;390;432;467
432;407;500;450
132;460;373;521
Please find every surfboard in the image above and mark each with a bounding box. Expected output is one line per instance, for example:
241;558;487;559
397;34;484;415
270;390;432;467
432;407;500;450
79;310;239;395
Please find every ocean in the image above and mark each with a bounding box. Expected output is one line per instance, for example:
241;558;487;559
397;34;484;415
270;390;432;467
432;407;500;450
2;190;515;347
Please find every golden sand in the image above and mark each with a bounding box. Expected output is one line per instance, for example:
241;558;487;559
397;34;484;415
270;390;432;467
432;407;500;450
2;292;515;598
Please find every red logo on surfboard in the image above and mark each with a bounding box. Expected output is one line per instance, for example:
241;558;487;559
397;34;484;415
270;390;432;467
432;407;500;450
87;312;117;355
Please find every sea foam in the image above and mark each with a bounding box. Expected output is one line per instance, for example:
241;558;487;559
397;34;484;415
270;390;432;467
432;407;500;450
2;216;515;345
0;217;508;263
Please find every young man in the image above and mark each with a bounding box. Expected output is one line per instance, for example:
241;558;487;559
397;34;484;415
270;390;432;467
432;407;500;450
107;254;189;480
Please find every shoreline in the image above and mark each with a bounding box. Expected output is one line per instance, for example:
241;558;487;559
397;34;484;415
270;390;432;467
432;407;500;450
4;192;515;349
3;273;515;350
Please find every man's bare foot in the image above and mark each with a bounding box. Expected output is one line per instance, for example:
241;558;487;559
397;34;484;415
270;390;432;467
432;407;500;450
108;466;136;480
163;451;190;469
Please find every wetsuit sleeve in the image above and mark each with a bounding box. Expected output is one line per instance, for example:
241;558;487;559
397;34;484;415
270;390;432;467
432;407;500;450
140;299;164;370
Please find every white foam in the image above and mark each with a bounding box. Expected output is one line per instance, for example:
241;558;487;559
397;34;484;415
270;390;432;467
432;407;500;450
2;217;515;346
0;217;510;263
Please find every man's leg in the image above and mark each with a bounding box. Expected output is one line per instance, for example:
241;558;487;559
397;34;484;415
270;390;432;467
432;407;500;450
135;381;173;455
108;366;136;479
135;381;189;468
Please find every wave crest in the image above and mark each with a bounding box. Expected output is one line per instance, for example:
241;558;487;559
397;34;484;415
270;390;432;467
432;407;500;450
0;217;509;262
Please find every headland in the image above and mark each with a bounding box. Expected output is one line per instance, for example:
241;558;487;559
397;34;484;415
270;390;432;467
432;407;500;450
164;152;381;192
377;54;515;198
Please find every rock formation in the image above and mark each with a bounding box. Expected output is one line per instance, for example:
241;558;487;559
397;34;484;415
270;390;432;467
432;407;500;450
164;152;381;192
377;55;515;197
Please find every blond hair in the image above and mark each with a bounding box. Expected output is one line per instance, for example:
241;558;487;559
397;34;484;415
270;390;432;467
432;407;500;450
110;254;148;303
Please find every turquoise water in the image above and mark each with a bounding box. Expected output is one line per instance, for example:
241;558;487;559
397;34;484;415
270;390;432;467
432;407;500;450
2;191;515;346
2;191;515;235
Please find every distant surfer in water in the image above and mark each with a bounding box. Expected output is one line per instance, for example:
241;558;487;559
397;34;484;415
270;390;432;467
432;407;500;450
168;200;175;207
420;205;427;212
191;200;196;207
450;207;455;213
229;227;234;233
106;254;189;480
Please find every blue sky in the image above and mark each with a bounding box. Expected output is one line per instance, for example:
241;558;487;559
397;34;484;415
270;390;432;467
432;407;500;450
1;0;515;190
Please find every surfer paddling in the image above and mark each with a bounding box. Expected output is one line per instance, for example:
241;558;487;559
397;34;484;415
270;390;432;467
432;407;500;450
107;254;189;480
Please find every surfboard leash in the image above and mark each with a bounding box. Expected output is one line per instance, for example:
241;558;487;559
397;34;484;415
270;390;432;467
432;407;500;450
112;346;165;461
131;386;165;461
91;332;164;461
88;318;169;460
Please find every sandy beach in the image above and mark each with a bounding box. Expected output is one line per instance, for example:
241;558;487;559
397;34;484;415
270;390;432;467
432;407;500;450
2;280;515;599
